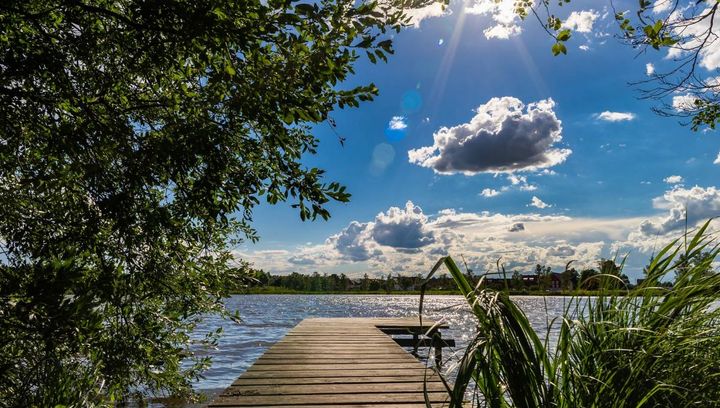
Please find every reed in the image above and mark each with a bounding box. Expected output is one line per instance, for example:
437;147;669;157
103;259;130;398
421;220;720;408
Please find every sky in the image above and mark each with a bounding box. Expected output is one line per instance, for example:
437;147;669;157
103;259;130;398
236;0;720;281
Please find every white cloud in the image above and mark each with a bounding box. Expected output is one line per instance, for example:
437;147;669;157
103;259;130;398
664;175;684;184
564;10;600;33
483;24;522;39
388;116;408;130
480;188;501;197
508;174;538;191
465;0;523;40
408;97;570;175
646;63;655;76
666;7;720;71
529;196;552;209
595;111;637;122
714;152;720;165
579;44;590;51
378;1;449;28
639;186;720;235
672;94;699;112
235;187;720;279
653;0;672;14
406;3;449;27
507;174;526;185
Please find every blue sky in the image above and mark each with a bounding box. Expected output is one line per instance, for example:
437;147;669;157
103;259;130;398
237;0;720;280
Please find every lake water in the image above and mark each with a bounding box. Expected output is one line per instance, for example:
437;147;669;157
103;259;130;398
189;294;572;402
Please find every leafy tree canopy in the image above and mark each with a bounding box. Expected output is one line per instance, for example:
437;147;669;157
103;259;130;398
0;0;434;404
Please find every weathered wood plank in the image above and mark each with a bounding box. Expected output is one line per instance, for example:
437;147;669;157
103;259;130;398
211;405;449;408
232;376;441;386
247;363;425;371
224;382;448;396
238;368;429;378
254;358;419;365
274;337;401;343
209;391;450;406
268;344;405;350
258;354;415;359
264;348;408;353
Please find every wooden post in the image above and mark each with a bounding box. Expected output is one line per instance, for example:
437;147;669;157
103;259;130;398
433;331;442;366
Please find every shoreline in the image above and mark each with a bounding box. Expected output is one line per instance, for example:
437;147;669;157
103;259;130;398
231;287;628;296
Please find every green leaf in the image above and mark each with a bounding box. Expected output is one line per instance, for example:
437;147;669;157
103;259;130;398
552;42;567;56
556;29;571;42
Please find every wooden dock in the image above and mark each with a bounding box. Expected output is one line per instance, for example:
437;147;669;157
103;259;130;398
208;317;453;408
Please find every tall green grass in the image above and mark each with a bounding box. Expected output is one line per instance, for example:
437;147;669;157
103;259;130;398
421;220;720;407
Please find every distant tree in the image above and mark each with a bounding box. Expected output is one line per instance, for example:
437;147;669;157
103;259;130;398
254;269;271;286
310;272;322;292
561;268;579;291
535;264;552;290
511;271;524;290
599;259;621;276
339;273;350;291
368;278;382;292
384;273;394;293
362;273;371;292
598;259;625;289
0;0;422;404
580;268;599;290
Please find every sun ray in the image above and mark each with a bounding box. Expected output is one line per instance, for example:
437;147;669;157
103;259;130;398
426;7;468;117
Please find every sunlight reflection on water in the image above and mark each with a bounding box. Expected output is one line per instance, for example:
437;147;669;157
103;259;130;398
190;294;572;397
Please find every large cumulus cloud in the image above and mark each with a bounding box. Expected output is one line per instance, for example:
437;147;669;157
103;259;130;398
327;201;435;262
640;186;720;235
327;221;377;262
371;201;435;248
408;97;571;175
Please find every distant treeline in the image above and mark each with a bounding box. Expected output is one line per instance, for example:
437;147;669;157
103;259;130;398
245;270;447;293
238;257;697;294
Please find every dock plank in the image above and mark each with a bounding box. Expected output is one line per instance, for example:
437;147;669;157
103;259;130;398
209;317;451;408
232;376;441;386
210;392;450;406
225;382;447;395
